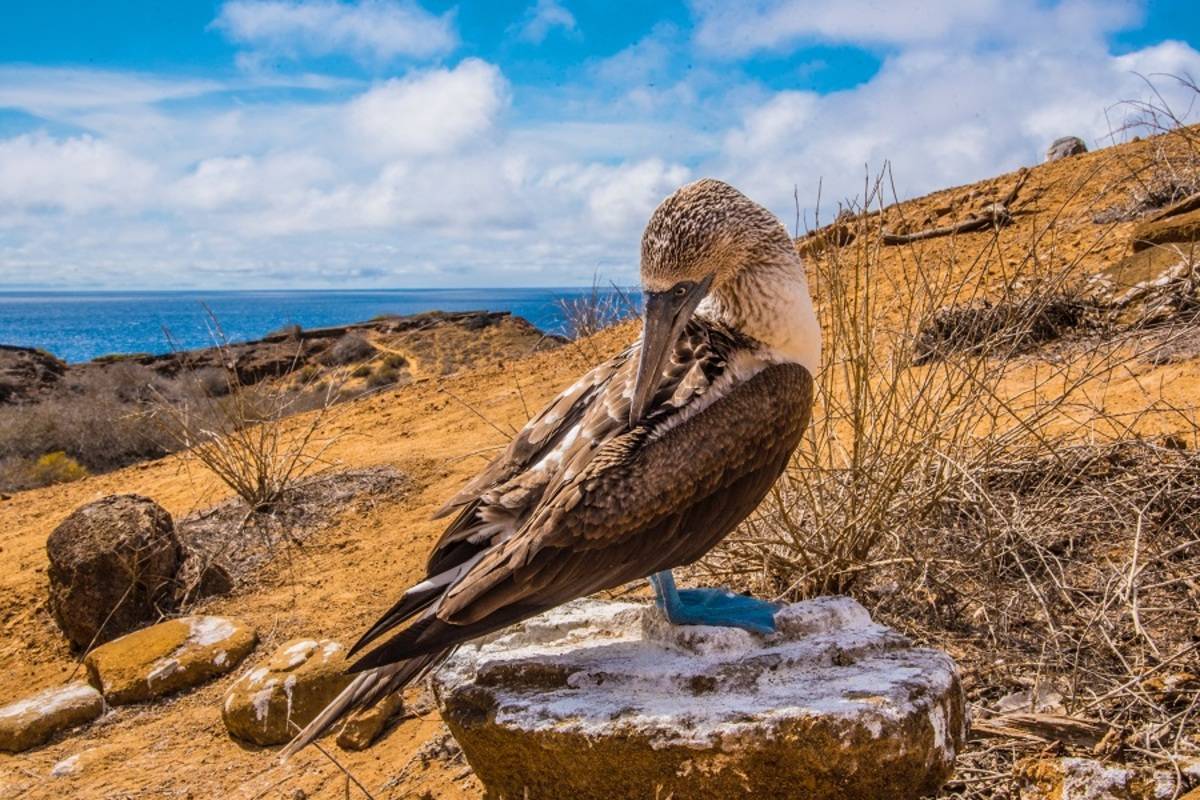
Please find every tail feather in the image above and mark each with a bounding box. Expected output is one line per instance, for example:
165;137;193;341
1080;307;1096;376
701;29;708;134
280;650;447;760
349;553;484;658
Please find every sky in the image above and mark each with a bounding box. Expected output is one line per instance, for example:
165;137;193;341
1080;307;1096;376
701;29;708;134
0;1;1198;290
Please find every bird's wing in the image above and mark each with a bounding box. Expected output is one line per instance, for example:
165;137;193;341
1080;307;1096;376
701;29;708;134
421;320;736;576
350;319;749;657
351;354;814;669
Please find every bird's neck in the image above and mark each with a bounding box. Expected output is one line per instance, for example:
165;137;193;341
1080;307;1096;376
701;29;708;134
697;257;822;375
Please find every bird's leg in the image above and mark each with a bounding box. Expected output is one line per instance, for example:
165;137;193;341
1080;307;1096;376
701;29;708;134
648;570;779;635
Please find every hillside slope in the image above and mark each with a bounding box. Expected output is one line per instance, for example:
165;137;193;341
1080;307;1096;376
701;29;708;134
2;128;1199;798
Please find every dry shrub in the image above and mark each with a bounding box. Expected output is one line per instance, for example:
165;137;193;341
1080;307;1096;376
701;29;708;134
321;332;375;366
913;290;1095;364
555;274;637;340
698;165;1200;795
153;319;344;512
0;368;169;490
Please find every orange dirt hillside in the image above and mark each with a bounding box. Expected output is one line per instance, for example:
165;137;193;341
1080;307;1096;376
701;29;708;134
1;127;1198;798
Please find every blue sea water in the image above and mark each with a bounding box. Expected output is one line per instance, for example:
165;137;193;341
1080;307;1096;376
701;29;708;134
0;288;640;364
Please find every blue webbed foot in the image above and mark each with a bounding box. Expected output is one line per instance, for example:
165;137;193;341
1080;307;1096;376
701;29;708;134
649;571;780;635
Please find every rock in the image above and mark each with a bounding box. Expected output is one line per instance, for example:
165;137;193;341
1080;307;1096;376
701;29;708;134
84;615;256;705
0;682;103;753
46;494;180;649
1047;136;1088;162
0;344;66;404
435;597;967;800
172;550;235;606
222;638;354;746
1016;756;1200;800
1132;207;1200;252
336;692;405;751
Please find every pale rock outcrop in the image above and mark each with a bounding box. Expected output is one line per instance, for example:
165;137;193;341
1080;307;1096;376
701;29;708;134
222;638;354;746
84;615;256;705
47;494;180;648
434;597;967;800
0;682;103;753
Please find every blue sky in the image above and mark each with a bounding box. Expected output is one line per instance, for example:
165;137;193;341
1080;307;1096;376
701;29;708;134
1;1;1198;289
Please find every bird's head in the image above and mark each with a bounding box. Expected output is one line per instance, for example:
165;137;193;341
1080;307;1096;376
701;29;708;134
630;178;799;425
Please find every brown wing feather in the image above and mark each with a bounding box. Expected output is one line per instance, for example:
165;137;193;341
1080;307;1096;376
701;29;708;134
422;321;737;578
351;361;813;667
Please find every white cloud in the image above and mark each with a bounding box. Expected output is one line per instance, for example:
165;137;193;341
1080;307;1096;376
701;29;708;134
0;133;155;215
716;37;1200;225
345;59;507;158
692;0;1142;55
2;3;1199;292
213;0;457;63
0;67;221;116
515;0;577;44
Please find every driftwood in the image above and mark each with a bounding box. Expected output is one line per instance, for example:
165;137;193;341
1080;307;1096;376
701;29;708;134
882;168;1030;245
971;711;1108;748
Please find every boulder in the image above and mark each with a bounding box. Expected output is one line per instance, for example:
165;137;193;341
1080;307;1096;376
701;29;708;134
84;615;256;705
1016;756;1200;800
1047;136;1088;162
435;597;967;800
222;638;354;746
1132;207;1200;252
0;682;103;753
46;494;180;649
336;693;405;751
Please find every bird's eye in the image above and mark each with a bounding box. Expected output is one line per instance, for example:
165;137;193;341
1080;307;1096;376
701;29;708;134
673;284;689;298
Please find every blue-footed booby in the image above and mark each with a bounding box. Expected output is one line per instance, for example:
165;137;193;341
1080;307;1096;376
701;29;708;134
282;178;820;756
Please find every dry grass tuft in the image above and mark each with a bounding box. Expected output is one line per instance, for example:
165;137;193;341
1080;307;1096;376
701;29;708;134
555;274;638;341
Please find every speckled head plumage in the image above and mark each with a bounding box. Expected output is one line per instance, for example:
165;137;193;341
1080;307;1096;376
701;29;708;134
639;178;796;294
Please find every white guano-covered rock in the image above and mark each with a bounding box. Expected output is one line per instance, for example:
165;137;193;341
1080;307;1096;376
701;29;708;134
222;638;353;746
0;682;103;753
84;615;257;705
434;597;968;800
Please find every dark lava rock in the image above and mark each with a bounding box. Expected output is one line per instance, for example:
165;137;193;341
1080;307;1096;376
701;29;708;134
46;494;180;649
0;345;67;404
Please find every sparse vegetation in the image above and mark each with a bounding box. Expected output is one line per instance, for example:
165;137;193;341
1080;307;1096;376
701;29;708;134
152;321;344;512
554;274;638;340
321;332;375;365
365;364;399;388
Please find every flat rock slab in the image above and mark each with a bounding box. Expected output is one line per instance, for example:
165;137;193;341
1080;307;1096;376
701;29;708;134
223;638;354;746
435;597;967;800
85;615;257;705
1132;208;1200;252
0;682;103;753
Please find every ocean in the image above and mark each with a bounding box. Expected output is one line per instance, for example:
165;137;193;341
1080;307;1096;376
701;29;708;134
0;288;640;364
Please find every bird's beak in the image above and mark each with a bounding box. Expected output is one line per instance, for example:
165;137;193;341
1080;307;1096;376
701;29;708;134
630;274;714;426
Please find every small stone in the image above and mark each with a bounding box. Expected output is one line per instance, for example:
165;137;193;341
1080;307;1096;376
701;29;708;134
1046;136;1088;162
1016;756;1197;800
47;494;180;649
436;597;967;800
0;682;103;753
336;693;405;751
49;744;119;778
84;616;256;705
222;638;354;746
